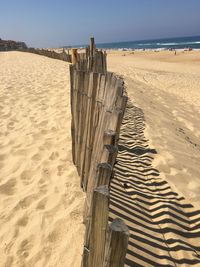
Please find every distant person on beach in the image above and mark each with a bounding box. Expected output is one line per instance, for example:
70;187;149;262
174;50;177;55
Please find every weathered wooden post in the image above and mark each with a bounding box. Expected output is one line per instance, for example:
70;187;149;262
72;48;78;65
68;38;129;267
90;37;95;56
95;163;112;187
104;218;129;267
101;145;118;167
103;130;116;146
85;186;109;267
89;37;96;71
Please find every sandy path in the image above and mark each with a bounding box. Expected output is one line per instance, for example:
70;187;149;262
0;52;84;267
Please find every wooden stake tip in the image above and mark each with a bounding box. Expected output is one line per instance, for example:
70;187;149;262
94;185;109;196
110;218;129;234
97;162;112;170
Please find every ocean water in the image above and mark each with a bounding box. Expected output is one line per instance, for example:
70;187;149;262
94;35;200;50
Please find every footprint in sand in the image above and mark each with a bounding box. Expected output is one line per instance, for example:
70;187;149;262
51;126;57;132
16;214;29;227
38;120;48;127
18;195;36;209
42;168;50;179
7;121;15;130
43;141;52;150
49;151;59;160
4;227;19;255
38;177;48;194
36;197;47;210
43;245;52;259
17;238;33;258
41;129;48;135
0;178;16;195
0;154;7;161
20;170;34;185
38;177;46;185
47;229;60;243
57;164;67;176
32;153;42;161
70;208;82;221
41;213;54;230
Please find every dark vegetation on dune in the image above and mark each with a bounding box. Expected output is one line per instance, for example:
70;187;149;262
0;38;27;51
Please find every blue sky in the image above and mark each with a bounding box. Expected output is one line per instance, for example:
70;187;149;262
0;0;200;47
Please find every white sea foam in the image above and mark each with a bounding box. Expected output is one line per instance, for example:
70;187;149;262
157;43;177;45
137;41;200;47
138;44;152;46
158;41;200;46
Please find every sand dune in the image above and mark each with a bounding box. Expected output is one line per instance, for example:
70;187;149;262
0;52;84;267
110;101;200;266
108;50;200;266
108;50;200;208
1;49;200;267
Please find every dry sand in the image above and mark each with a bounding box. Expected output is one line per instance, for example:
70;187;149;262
1;49;200;267
0;52;84;267
107;50;200;209
108;50;200;266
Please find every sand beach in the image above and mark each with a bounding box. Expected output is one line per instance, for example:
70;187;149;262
0;52;84;267
0;49;200;266
106;49;200;266
107;50;200;208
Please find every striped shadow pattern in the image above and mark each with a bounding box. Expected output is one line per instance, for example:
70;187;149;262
109;100;200;267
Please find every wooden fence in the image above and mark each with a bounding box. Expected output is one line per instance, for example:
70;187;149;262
70;38;129;267
21;47;72;62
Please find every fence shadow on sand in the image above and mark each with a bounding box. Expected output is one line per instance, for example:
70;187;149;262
109;100;200;267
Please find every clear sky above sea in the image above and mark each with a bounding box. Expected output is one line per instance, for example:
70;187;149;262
0;0;200;48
